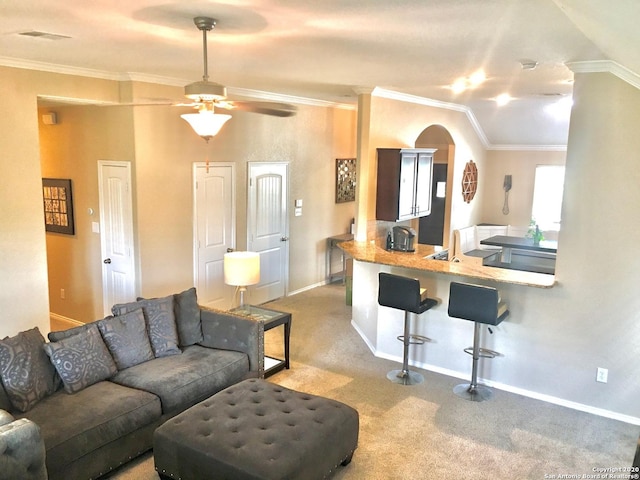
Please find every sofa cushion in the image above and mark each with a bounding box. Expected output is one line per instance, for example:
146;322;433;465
48;322;93;343
110;345;249;414
113;296;181;358
44;324;118;394
97;309;154;370
16;380;161;478
174;288;203;347
0;382;12;412
0;327;59;412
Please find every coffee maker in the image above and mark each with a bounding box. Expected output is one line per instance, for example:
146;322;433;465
391;226;416;252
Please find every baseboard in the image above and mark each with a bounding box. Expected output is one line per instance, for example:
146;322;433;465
288;279;330;297
350;319;377;354
351;320;640;426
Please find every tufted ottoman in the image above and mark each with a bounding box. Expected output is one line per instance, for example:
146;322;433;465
153;378;359;480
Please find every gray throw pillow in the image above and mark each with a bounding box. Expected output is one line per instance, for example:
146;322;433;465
97;309;155;370
113;296;181;358
174;287;203;347
0;327;59;412
44;324;117;394
48;321;94;342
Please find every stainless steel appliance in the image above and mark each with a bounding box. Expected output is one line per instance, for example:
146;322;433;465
392;226;416;252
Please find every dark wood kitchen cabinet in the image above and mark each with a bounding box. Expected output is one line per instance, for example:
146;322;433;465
376;148;436;221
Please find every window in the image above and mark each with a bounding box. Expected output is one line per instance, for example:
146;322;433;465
531;165;565;231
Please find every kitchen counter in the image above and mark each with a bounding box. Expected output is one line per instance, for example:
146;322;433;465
339;240;555;288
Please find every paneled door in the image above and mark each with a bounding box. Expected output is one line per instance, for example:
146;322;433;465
98;161;136;316
247;162;289;305
193;163;236;309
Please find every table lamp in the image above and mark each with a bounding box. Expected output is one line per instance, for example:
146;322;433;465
224;251;260;307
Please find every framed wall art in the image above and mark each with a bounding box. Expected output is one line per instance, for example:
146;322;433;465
42;178;75;235
461;160;478;203
335;158;356;203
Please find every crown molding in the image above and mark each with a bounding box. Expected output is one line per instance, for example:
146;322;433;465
567;60;640;90
226;87;355;110
487;144;567;152
371;88;490;149
370;88;567;152
0;56;121;81
0;56;353;110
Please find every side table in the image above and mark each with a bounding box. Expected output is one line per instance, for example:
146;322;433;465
327;233;354;283
230;305;291;378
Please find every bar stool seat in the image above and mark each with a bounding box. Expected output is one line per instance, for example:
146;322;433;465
448;281;509;402
378;272;438;385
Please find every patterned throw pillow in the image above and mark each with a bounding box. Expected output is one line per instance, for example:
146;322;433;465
174;287;203;347
97;309;155;370
48;322;94;342
113;296;181;358
43;324;117;394
0;327;59;412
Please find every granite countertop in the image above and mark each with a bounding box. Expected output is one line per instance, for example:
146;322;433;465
338;240;556;288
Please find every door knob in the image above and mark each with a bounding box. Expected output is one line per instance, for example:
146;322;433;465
227;248;234;253
280;236;289;242
103;258;111;264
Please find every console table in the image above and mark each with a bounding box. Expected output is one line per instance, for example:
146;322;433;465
327;233;354;283
230;305;291;377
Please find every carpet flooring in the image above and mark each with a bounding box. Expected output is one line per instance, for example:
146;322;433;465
105;283;639;480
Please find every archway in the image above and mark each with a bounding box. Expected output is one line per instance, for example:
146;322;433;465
415;125;455;247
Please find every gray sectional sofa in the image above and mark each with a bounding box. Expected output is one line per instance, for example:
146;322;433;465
0;288;264;480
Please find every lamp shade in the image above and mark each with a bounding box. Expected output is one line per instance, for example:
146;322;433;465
181;111;231;139
224;251;260;286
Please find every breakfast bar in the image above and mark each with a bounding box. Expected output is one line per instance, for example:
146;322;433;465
338;240;555;288
338;239;559;398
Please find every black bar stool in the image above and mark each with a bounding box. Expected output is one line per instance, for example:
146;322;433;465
448;281;509;402
378;272;438;385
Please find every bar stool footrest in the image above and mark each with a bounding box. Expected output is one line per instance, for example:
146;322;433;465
463;347;500;358
397;334;432;345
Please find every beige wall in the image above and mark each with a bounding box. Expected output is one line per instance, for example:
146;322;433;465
2;69;357;330
130;84;357;299
39;105;136;322
482;150;566;226
0;66;121;336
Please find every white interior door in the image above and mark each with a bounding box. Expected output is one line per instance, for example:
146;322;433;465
248;162;289;305
193;163;235;309
98;161;136;315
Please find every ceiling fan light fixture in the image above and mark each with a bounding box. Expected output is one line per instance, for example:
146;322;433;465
181;110;231;141
184;80;227;102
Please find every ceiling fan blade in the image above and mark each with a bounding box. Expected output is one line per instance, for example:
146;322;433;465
96;99;198;108
224;101;297;117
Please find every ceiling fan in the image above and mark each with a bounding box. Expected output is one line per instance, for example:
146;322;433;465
173;16;297;141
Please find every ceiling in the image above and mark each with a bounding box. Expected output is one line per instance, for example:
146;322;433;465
2;0;639;148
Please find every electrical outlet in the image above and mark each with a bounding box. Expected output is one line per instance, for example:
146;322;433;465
596;367;608;383
60;288;65;299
